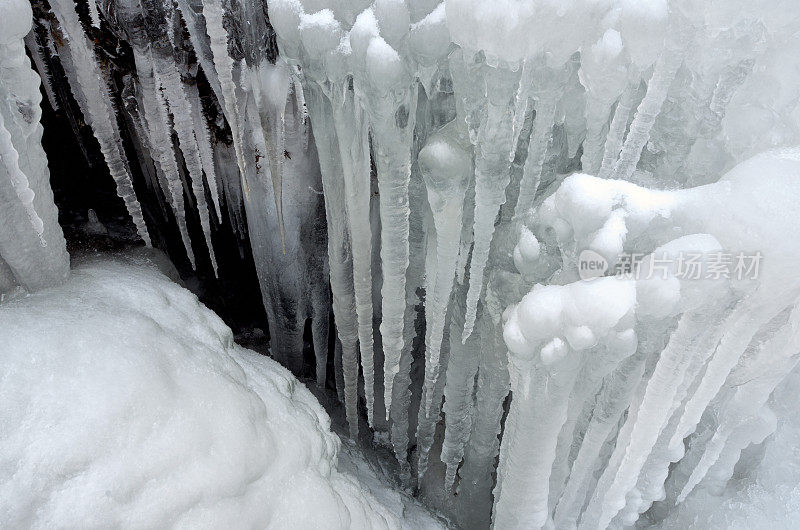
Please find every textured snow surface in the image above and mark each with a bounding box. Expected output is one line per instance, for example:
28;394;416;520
0;256;442;529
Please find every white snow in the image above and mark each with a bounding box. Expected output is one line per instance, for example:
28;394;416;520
0;255;443;530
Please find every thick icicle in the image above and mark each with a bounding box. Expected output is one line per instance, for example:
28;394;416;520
0;0;69;291
331;82;376;425
493;343;583;528
0;112;44;241
303;82;360;438
457;57;521;342
247;60;290;253
360;51;417;425
50;0;151;246
419;122;471;413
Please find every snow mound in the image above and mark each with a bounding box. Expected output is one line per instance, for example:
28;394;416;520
0;256;442;529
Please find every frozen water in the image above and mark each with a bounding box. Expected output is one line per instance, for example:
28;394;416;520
7;0;800;527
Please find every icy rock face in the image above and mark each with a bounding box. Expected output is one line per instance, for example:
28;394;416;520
0;257;442;530
0;0;68;292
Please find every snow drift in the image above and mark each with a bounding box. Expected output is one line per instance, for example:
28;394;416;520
0;255;441;529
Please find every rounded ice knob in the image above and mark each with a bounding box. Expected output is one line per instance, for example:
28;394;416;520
299;10;343;57
419;130;471;211
409;4;449;66
541;337;569;366
0;0;33;44
365;37;405;93
513;226;541;275
269;0;304;59
419;136;470;189
375;0;410;48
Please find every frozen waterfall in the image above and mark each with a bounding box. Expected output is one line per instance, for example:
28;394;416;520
4;0;800;528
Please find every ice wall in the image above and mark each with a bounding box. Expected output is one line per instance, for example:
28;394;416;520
18;0;800;528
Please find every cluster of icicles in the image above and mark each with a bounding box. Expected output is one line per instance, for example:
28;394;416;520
5;0;800;527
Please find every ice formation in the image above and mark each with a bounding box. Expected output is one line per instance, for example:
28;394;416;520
0;0;68;292
4;0;800;527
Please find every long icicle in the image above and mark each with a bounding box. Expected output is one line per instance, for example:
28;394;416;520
156;60;218;275
332;81;376;425
201;0;249;194
459;59;521;342
610;23;689;181
50;0;151;246
132;46;196;268
185;80;222;221
303;81;360;437
597;79;640;179
419;123;471;414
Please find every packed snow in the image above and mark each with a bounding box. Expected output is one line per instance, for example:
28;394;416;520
0;254;443;529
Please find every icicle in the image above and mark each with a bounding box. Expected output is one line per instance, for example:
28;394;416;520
174;0;223;102
156;63;218;275
0;110;45;241
23;32;59;113
390;140;429;478
331;82;376;424
589;304;731;530
597;80;639;179
249;60;292;254
453;312;509;529
493;346;583;529
419;122;471;414
512;93;557;220
554;346;650;529
548;328;638;512
86;0;101;28
678;303;800;502
185;81;222;221
201;0;249;193
579;29;628;175
440;283;480;490
303;82;360;437
415;282;452;482
457;57;521;342
132;47;195;268
611;25;689;182
667;290;795;466
50;0;151;246
362;76;418;425
0;0;68;290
